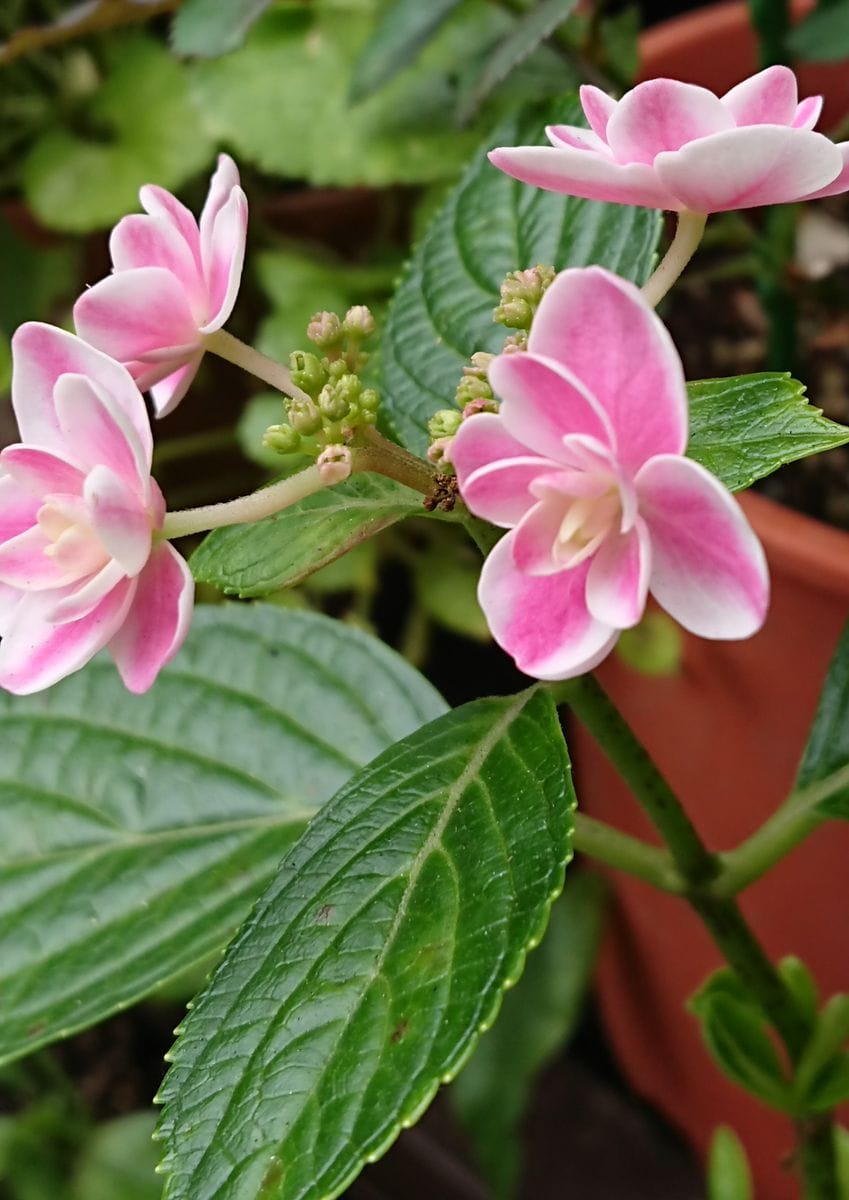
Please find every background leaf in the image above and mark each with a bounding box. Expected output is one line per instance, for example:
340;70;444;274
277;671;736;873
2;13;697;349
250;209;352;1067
379;96;662;454
707;1126;753;1200
158;689;573;1200
686;373;849;493
788;0;849;62
0;604;444;1065
70;1112;161;1200
171;0;274;57
349;0;464;102
452;870;607;1198
796;619;849;818
190;473;429;597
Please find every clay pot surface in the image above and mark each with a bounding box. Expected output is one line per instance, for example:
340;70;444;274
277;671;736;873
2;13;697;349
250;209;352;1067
574;7;849;1197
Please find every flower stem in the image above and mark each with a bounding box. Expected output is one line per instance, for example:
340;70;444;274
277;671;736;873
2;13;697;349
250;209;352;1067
572;812;683;892
204;328;310;401
641;210;708;307
161;464;326;539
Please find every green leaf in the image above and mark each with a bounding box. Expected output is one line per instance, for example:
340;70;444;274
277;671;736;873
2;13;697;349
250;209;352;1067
171;0;274;57
456;0;579;125
236;393;292;472
453;871;607;1198
379;96;662;454
788;0;849;61
158;689;573;1200
71;1112;161;1200
190;473;427;597
0;604;444;1066
796;619;849;818
22;37;214;233
254;248;359;367
707;1126;753;1200
349;0;464;102
794;995;849;1111
686;373;849;493
416;547;491;641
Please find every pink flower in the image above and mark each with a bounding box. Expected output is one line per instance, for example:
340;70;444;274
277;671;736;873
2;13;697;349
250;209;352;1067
73;154;248;417
451;267;768;680
489;66;849;213
0;324;194;695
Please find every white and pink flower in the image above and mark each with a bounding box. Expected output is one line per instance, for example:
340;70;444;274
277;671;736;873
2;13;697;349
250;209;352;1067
489;66;849;213
74;154;248;417
451;266;768;680
0;324;193;695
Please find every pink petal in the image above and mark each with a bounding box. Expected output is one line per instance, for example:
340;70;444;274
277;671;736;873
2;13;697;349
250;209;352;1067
489;352;615;462
0;584;22;637
580;84;617;140
511;501;566;575
11;324;153;465
585;520;651;629
200;186;248;332
721;66;797;126
48;559;127;624
451;413;551;526
802;142;849;200
654;125;843;212
140;183;202;271
0;577;135;695
636;455;768;639
488;146;679;209
605;79;734;164
53;374;148;495
528;268;687;471
74;267;201;365
84;465;152;577
109;542;194;694
0;526;68;590
110;214;206;316
0;476;40;543
794;96;823;130
0;446;85;498
199;154;241;271
149;356;202;418
546;125;611;154
478;530;618;680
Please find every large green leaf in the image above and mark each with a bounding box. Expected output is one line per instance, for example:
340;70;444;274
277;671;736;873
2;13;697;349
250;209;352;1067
21;37;214;233
158;689;573;1200
171;0;274;56
797;619;849;818
686;374;849;494
0;605;444;1066
452;870;607;1198
379;96;662;454
788;0;849;62
349;0;464;102
190;473;427;597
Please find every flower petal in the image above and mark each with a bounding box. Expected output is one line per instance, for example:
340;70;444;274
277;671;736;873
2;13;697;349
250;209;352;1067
109;542;194;694
74;266;201;365
636;455;768;638
11;324;153;465
199;153;241;270
451;413;551;526
0;526;69;590
802;142;849;200
794;95;823;130
580;84;617;140
487;145;679;209
511;501;566;575
0;446;85;498
528;268;687;470
53;374;148;495
489;351;615;461
0;476;40;542
149;357;202;418
654;125;842;212
48;559;127;624
200;186;248;332
606;79;734;164
140;183;202;269
110;214;205;315
0;577;135;695
478;530;618;679
721;66;797;126
84;465;152;577
585;520;651;629
546;124;611;154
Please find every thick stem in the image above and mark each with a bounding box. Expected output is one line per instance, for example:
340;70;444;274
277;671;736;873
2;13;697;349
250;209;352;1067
204;328;310;401
357;427;440;496
572;812;683;893
641;210;708;308
798;1118;840;1200
161;464;325;539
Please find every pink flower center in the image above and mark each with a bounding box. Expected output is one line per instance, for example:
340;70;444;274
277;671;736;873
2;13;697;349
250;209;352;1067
37;499;107;580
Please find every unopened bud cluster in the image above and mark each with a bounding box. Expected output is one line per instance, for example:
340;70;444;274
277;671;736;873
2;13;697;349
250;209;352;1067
263;308;380;463
493;264;556;331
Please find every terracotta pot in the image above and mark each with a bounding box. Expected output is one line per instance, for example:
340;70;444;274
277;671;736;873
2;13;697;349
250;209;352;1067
572;7;849;1198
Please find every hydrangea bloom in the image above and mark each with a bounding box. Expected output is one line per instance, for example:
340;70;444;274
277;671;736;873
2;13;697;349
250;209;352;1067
0;324;193;694
74;154;248;417
489;67;849;213
451;267;768;679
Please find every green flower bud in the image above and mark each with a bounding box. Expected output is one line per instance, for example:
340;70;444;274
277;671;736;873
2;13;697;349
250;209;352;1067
493;264;556;331
455;375;493;409
263;423;301;454
493;297;533;329
342;305;376;339
318;382;350;422
288;396;322;436
359;388;380;414
327;359;348;381
307;311;343;350
428;408;462;439
288;351;328;397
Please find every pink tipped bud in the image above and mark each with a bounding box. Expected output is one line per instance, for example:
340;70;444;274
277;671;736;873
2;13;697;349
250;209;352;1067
317;444;353;485
342;306;376;338
307;311;343;349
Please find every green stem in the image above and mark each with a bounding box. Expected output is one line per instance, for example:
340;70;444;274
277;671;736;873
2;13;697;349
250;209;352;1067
799;1119;840;1200
641;210;708;308
748;0;790;68
759;205;799;375
161;463;326;539
572;812;683;893
204;328;310;401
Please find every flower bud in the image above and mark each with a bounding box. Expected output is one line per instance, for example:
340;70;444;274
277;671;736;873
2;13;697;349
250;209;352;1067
462;397;498;419
493;297;533;329
317;444;353;485
428;409;462;440
318;382;351;422
288;396;322;436
427;436;453;465
288;350;328;397
493;264;556;330
464;352;494;380
307;311;343;350
342;305;376;339
359;388;380;414
263;423;302;455
455;375;493;409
